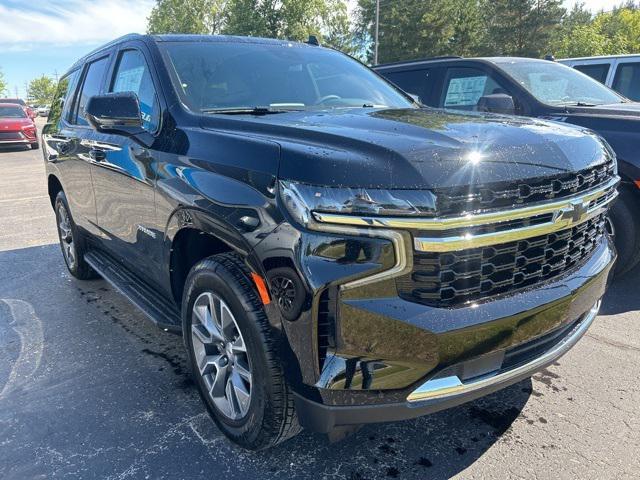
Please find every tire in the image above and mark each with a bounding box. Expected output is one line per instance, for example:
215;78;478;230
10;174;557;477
54;191;97;280
30;142;39;150
609;188;640;277
182;252;301;450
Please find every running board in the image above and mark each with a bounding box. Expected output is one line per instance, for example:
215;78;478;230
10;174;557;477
84;250;182;333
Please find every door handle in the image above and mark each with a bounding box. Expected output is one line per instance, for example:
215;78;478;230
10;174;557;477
89;148;106;162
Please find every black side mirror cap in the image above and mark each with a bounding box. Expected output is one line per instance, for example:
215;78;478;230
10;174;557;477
478;94;516;115
85;92;143;135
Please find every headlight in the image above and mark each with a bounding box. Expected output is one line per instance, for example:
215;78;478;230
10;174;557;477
279;180;437;227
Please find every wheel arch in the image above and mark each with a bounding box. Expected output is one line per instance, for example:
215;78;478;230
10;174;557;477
47;174;63;207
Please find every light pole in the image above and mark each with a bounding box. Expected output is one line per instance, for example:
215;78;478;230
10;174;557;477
374;0;380;65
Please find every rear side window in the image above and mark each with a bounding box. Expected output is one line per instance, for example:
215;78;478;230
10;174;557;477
442;67;507;110
110;49;160;133
383;69;433;105
613;63;640;101
72;56;109;126
574;64;610;84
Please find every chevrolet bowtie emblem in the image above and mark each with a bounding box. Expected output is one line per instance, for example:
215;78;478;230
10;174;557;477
560;199;589;222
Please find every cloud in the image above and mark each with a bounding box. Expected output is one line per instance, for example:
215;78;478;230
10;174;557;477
0;0;155;51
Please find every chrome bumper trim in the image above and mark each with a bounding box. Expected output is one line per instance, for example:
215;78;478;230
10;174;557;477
407;300;600;403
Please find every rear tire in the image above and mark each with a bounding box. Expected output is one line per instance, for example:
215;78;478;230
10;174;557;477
182;252;301;450
54;191;97;280
609;188;640;277
30;142;39;150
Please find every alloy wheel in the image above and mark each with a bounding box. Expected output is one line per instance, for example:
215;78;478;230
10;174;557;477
191;292;252;420
57;204;76;270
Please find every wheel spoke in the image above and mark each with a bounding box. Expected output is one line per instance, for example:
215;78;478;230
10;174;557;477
230;335;246;354
210;358;228;397
234;359;252;383
230;371;251;414
219;302;236;340
225;377;238;417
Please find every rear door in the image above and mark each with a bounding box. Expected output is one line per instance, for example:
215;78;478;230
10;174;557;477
439;65;517;112
89;43;163;280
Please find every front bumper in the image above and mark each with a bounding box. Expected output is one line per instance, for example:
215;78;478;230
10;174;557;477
295;300;600;433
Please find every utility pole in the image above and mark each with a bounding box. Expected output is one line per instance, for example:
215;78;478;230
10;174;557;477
14;85;19;98
374;0;380;65
53;69;59;83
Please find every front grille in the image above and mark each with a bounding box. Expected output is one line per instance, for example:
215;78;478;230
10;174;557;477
397;213;607;307
435;159;615;215
0;132;23;140
317;289;335;371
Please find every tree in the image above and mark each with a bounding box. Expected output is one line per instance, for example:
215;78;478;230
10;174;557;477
0;68;7;97
27;75;56;105
483;0;566;57
148;0;226;34
355;0;485;64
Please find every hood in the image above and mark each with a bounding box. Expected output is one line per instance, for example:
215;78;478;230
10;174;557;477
0;117;33;131
201;107;610;190
564;101;640;118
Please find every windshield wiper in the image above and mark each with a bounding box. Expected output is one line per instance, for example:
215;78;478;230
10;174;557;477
202;106;295;115
561;101;598;107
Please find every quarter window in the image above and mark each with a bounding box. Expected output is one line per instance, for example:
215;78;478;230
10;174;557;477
383;69;433;105
442;67;507;110
47;69;80;126
111;49;160;132
73;57;109;126
613;63;640;101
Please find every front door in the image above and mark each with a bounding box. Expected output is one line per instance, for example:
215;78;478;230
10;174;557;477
89;47;163;280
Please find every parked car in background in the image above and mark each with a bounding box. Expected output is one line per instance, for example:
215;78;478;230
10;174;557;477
0;103;38;149
0;98;37;120
43;34;616;449
559;54;640;102
376;56;640;275
37;105;51;117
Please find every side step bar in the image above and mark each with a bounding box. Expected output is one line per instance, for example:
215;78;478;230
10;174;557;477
84;250;182;333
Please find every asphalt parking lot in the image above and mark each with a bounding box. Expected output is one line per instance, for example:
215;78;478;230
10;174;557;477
0;120;638;480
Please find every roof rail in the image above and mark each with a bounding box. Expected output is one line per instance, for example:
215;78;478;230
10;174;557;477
375;55;462;68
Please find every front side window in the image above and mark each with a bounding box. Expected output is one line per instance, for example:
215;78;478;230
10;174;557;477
160;41;414;112
73;56;109;126
574;63;610;84
613;63;640;101
110;49;160;132
0;106;27;118
497;60;623;106
442;67;507;110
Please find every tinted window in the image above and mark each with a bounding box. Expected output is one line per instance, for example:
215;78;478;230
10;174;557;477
613;63;640;101
73;56;109;126
497;60;622;106
0;99;26;106
110;49;160;132
442;67;508;110
383;69;432;104
48;69;80;126
0;106;26;117
574;64;610;84
160;42;413;112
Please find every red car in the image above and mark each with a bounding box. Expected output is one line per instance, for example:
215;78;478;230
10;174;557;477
0;98;37;120
0;103;38;149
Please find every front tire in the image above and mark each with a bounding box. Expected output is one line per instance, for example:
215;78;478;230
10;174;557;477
609;188;640;277
54;191;97;280
182;253;301;450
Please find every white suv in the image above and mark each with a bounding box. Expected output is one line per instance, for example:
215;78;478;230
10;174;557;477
559;54;640;102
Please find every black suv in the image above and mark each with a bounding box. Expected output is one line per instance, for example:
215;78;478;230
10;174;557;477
43;35;616;449
376;56;640;275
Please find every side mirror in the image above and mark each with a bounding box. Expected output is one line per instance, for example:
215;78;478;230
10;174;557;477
477;94;515;115
85;92;143;136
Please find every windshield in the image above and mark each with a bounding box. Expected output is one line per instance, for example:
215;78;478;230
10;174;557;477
160;41;414;112
497;60;624;106
0;106;27;118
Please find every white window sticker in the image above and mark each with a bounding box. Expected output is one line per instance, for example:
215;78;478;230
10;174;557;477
444;76;488;107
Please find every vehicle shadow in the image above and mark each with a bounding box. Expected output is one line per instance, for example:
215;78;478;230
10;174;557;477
600;266;640;315
0;145;31;153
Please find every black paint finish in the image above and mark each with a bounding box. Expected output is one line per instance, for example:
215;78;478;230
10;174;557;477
42;35;615;432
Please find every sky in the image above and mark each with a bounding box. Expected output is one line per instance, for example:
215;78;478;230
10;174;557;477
0;0;624;99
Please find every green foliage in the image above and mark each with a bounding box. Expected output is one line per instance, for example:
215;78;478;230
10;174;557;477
147;0;355;52
0;68;7;96
147;0;226;34
27;75;56;105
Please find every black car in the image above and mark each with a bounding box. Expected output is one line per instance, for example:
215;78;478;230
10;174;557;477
376;56;640;275
43;35;616;449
